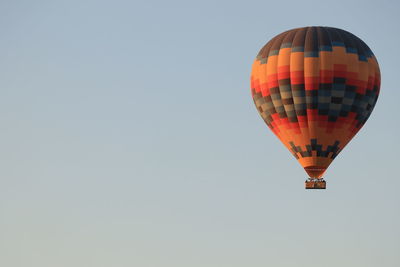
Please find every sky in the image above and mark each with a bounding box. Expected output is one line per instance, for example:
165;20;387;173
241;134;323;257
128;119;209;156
0;0;399;266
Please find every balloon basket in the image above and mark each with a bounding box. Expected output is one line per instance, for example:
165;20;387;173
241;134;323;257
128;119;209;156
305;179;326;189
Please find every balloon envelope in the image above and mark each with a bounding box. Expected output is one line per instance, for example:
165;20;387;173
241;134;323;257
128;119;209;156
250;26;380;179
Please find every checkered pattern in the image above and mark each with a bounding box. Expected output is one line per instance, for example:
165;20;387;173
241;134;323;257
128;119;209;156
289;139;340;159
251;27;380;178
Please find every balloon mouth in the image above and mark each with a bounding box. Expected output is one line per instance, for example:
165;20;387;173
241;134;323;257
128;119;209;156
304;166;327;179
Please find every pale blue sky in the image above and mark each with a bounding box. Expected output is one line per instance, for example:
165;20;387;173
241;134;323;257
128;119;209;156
1;0;399;266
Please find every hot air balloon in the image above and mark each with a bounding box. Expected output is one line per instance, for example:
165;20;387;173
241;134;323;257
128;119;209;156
250;26;380;189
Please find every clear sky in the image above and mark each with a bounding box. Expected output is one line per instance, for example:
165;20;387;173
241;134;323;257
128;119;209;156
1;0;399;266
